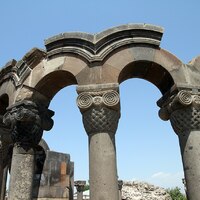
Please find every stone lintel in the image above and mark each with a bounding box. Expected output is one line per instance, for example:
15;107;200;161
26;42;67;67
77;83;119;94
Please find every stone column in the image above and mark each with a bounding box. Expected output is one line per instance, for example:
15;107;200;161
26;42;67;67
0;163;4;200
0;166;8;200
0;165;4;200
74;180;86;200
118;180;123;200
77;84;120;200
3;101;54;200
0;121;12;200
158;90;200;200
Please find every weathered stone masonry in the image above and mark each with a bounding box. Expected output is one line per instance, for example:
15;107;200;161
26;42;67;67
0;23;200;200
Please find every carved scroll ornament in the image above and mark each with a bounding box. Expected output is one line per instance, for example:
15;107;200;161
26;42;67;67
158;90;200;135
77;90;120;136
3;101;54;149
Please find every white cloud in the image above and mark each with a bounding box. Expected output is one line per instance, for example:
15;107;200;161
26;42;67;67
147;171;185;193
151;172;171;178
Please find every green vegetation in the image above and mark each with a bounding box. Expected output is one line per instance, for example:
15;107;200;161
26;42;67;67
167;187;187;200
83;184;90;191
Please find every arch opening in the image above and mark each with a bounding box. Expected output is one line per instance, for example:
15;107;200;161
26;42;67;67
42;85;88;182
35;70;78;100
118;61;175;95
117;78;183;190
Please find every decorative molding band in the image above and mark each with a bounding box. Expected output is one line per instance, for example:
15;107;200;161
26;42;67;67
46;37;160;62
45;24;163;62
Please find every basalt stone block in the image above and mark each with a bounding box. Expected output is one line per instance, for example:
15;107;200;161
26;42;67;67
33;150;74;200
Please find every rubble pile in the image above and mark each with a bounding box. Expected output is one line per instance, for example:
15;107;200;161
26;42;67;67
122;181;172;200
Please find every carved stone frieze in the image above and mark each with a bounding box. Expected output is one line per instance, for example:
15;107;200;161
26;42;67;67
3;100;54;149
158;90;200;135
77;89;120;135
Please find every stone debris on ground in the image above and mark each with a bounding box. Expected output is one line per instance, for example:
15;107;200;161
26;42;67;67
122;181;172;200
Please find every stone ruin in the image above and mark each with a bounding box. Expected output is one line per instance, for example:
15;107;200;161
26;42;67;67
0;23;200;199
74;180;172;200
1;138;74;200
121;181;171;200
32;140;74;200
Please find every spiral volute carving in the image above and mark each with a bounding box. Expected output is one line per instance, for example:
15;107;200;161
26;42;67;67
177;91;193;105
102;90;119;107
77;93;93;109
77;90;120;112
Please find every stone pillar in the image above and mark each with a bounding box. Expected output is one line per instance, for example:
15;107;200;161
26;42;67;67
158;90;200;200
1;166;8;200
118;180;123;200
0;122;12;200
3;101;54;200
0;165;4;200
74;180;86;200
77;84;120;200
0;164;4;200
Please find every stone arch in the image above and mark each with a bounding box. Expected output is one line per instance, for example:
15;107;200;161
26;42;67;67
34;70;77;100
103;46;185;95
1;23;200;200
118;60;174;95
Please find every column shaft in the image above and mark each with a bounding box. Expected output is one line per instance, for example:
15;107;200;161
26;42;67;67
8;146;35;200
178;130;200;199
77;85;120;200
0;166;3;200
0;166;8;200
89;133;118;200
158;90;200;200
118;180;123;200
77;192;83;200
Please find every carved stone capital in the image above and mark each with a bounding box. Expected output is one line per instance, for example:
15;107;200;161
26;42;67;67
77;90;120;112
3;101;54;150
158;90;200;135
74;180;86;192
170;106;200;135
77;87;120;136
158;90;200;120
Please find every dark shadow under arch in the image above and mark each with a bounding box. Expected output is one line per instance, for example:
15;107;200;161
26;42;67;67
118;61;175;95
35;70;77;99
0;94;9;115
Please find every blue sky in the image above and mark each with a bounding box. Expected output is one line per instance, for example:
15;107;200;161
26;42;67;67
1;0;200;192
